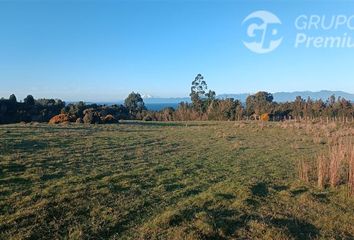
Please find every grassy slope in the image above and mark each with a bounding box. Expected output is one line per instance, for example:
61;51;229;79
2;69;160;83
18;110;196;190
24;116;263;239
0;121;353;239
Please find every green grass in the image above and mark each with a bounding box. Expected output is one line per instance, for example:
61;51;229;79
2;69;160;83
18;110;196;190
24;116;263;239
0;121;354;239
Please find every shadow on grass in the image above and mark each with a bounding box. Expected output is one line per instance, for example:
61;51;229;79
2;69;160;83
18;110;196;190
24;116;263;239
244;198;260;208
154;166;170;173
90;197;162;239
290;187;308;196
215;193;236;200
93;196;320;240
3;163;26;173
108;184;129;193
0;177;32;185
164;183;185;192
160;205;319;239
311;192;329;203
271;184;289;192
270;217;319;240
11;139;48;152
182;188;203;197
40;172;65;181
251;182;269;197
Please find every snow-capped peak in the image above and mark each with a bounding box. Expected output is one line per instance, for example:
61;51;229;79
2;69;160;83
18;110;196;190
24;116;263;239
141;94;154;99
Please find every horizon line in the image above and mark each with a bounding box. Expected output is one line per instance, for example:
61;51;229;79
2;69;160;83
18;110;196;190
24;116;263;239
1;89;354;103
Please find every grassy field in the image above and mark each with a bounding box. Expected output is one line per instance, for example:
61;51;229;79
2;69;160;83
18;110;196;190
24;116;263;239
1;121;354;239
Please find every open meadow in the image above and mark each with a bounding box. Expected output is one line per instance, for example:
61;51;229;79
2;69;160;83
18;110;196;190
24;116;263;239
1;121;354;239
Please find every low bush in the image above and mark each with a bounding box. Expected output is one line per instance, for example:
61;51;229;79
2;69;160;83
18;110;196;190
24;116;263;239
49;114;71;124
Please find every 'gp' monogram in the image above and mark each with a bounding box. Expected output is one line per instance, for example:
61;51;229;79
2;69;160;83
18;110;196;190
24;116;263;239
242;11;283;54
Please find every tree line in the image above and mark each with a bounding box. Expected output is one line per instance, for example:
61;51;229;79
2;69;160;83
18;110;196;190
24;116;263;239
0;93;145;124
143;74;354;122
0;74;353;124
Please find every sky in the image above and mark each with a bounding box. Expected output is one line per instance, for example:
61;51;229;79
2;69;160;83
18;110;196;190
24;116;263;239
0;0;353;101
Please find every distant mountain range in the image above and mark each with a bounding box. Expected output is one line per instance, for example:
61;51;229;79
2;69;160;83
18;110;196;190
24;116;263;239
143;97;190;104
142;91;354;104
274;91;354;102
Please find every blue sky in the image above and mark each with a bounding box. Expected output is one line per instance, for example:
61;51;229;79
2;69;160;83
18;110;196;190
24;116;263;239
0;0;353;101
